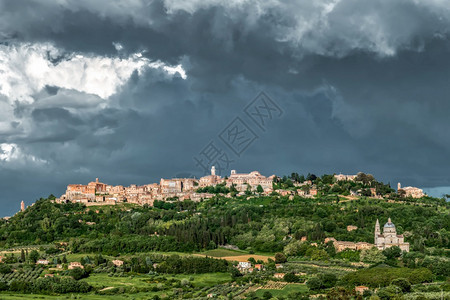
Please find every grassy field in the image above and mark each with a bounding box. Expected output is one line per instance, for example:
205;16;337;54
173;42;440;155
82;273;156;289
0;292;169;299
254;284;309;297
199;248;247;257
81;272;231;289
196;248;275;262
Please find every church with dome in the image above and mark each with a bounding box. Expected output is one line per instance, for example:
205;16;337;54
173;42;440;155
374;218;410;252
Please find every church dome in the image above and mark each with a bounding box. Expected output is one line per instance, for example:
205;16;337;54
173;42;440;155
384;217;395;228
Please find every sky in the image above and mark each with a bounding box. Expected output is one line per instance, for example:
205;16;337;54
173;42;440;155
1;0;450;216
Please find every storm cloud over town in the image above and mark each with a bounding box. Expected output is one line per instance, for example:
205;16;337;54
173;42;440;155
1;0;450;216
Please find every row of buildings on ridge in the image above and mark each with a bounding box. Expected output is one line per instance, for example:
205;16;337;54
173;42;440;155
56;167;276;206
55;169;426;207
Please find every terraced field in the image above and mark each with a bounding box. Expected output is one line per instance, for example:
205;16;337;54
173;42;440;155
254;283;309;297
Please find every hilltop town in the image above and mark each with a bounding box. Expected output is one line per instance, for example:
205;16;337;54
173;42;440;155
56;168;425;207
0;169;448;300
56;167;274;206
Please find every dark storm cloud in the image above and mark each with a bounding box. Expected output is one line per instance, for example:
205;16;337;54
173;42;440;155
1;0;450;215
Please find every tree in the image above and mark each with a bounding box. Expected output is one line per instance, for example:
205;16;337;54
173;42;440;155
0;264;11;274
321;174;334;185
390;278;411;292
69;268;89;280
325;241;336;257
310;249;329;261
298;175;305;183
284;272;299;283
29;250;39;263
322;220;336;232
306;277;323;290
0;280;7;291
326;287;356;300
262;291;273;300
355;172;375;185
360;247;386;264
306;173;317;181
376;285;402;300
284;240;305;256
275;252;287;263
319;273;337;288
256;185;264;194
20;249;25;262
230;267;242;280
382;246;402;260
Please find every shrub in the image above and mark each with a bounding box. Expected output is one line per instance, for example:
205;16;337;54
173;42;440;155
0;264;12;274
390;278;411;292
69;268;89;280
284;272;299;283
342;267;432;288
376;285;402;300
262;291;273;300
275;253;287;263
0;280;8;291
307;277;323;290
319;273;337;288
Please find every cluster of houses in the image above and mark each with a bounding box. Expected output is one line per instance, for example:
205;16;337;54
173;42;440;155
35;259;124;269
235;261;286;278
52;170;425;208
56;167;277;206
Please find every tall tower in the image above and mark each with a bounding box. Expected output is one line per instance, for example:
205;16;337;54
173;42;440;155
397;182;401;191
211;166;216;176
20;201;25;212
374;219;381;245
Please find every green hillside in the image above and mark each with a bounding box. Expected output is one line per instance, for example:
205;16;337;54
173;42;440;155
0;186;449;299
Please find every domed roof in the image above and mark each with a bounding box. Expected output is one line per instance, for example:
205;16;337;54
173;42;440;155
384;217;395;228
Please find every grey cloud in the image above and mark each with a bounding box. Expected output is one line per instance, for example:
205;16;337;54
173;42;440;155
1;0;450;216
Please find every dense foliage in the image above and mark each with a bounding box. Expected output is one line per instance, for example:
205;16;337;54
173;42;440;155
341;266;433;288
0;276;92;294
1;191;448;254
155;255;229;274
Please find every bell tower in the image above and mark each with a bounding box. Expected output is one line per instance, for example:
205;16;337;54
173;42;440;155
211;166;216;176
374;219;381;245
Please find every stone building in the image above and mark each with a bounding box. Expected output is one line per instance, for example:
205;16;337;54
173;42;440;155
334;174;357;181
347;225;358;232
199;166;222;187
326;237;373;252
225;170;274;192
375;218;410;252
397;182;424;198
160;178;197;194
68;262;84;269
